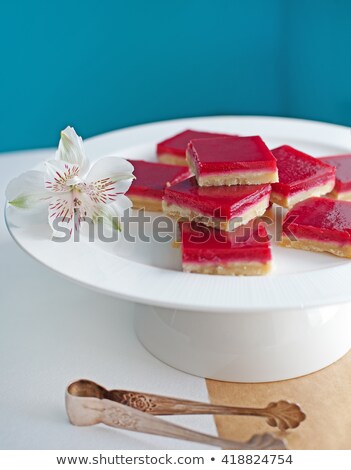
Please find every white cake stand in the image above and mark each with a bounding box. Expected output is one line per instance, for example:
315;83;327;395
6;116;351;382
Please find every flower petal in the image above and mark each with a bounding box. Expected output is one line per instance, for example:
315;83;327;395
112;194;133;214
6;204;50;228
6;170;51;209
84;157;135;203
44;160;81;193
89;196;132;231
55;126;89;174
48;193;76;237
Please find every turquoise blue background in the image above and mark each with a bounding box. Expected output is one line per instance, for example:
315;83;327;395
1;0;350;152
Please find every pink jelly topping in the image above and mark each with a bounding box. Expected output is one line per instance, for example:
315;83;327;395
164;177;271;220
282;197;351;244
320;154;351;193
126;160;191;199
156;129;236;158
180;221;272;264
187;135;277;174
271;145;336;197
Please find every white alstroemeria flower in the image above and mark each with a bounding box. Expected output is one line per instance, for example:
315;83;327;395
6;126;134;235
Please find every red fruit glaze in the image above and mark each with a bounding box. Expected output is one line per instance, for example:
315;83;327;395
180;221;272;264
126;160;191;199
187;136;277;174
157;129;235;158
271;145;335;197
320;154;351;193
163;177;271;220
282;197;351;244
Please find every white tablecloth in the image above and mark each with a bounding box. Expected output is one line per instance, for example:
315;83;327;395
0;149;216;449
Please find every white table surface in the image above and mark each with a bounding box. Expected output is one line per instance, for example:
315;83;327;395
0;149;216;450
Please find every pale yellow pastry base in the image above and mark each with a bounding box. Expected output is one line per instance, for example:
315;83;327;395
280;235;351;259
162;195;270;231
186;152;278;186
182;261;271;276
270;179;335;208
129;195;162;212
157;153;189;166
327;189;351;201
263;206;274;219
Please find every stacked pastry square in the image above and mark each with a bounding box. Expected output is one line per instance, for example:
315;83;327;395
162;134;278;276
127;129;351;275
278;152;351;258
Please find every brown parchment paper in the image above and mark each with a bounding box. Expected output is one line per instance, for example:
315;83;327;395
206;351;351;449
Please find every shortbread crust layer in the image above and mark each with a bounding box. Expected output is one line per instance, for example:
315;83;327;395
162;194;270;231
186;152;278;186
186;136;278;187
327;189;351;201
271;145;336;208
182;261;272;276
158;153;189;166
129;195;163;212
270;179;335;208
280;235;351;259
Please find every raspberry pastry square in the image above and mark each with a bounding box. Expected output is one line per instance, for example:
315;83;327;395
163;176;271;231
270;145;336;208
126;160;190;211
157;129;234;166
186;135;278;186
320;154;351;201
180;221;272;276
280;197;351;258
